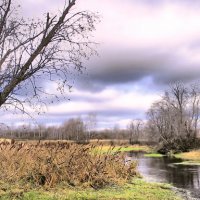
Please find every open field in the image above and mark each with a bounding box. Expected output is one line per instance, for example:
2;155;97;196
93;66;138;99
0;138;153;155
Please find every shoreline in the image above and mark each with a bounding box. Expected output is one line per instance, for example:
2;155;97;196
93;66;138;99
172;187;200;200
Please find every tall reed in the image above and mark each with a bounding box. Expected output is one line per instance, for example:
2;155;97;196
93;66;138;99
0;142;137;189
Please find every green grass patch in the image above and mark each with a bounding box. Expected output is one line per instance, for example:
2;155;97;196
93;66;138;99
0;179;181;200
93;145;152;155
144;153;164;158
174;161;200;166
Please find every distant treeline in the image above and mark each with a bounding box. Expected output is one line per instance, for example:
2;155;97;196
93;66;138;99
1;82;200;152
0;119;150;144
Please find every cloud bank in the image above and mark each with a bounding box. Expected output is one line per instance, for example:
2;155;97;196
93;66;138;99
2;0;200;129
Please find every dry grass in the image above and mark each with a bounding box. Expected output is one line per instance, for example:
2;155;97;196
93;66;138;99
89;139;130;146
0;141;138;189
0;138;12;143
175;150;200;161
92;145;151;155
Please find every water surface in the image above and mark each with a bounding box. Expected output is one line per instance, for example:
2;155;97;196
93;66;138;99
127;152;200;198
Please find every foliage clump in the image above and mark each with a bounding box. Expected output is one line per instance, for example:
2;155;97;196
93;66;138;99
157;137;200;154
0;141;137;189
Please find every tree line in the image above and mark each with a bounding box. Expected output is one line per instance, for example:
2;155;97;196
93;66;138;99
1;82;200;152
0;115;149;144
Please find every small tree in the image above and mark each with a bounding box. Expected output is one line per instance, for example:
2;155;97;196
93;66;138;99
0;0;98;113
127;119;143;144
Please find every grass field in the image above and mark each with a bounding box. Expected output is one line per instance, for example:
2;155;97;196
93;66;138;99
93;145;152;155
0;179;181;200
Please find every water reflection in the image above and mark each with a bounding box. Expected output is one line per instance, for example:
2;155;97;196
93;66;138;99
127;152;200;190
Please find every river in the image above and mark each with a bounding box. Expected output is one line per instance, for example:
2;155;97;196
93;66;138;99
127;152;200;199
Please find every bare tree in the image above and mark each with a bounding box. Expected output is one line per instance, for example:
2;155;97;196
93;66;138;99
62;118;86;142
147;82;200;153
187;84;200;138
0;0;98;113
164;82;188;136
127;119;143;144
85;112;97;141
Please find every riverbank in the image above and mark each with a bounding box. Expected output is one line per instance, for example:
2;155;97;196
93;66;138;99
0;142;181;199
175;150;200;161
172;187;200;200
0;179;182;200
174;150;200;165
0;141;197;199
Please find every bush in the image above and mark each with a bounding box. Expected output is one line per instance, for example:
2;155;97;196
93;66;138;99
157;137;200;154
0;142;137;189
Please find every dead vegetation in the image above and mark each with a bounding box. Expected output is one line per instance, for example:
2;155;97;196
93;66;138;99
0;141;137;189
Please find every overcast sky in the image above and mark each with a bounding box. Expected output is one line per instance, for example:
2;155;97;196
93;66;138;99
2;0;200;129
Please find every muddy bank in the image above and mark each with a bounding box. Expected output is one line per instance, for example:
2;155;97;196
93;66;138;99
173;187;200;200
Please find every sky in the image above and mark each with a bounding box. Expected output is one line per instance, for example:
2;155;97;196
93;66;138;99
2;0;200;129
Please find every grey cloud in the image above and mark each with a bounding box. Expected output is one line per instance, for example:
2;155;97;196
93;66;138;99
78;46;200;91
5;0;200;129
89;50;167;84
17;0;200;93
154;65;200;85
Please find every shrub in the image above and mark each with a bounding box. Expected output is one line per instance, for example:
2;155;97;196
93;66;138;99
0;142;137;189
157;137;200;154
